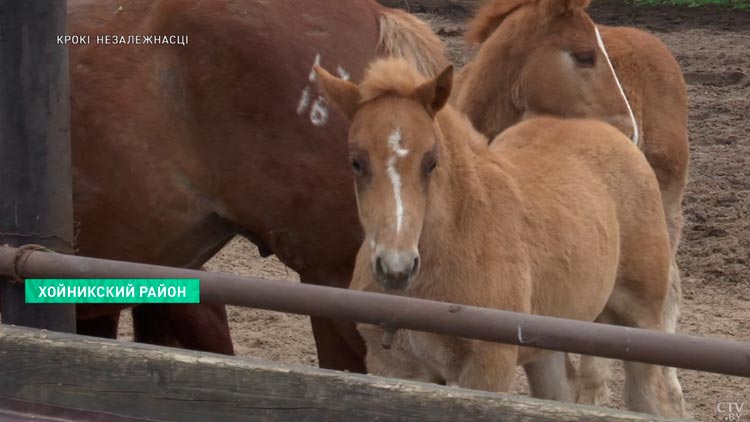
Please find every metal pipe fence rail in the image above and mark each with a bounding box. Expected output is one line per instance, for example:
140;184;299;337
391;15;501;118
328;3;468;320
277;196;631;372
1;244;749;378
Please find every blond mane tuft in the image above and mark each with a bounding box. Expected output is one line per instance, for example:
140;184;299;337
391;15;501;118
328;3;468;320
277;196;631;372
358;58;427;104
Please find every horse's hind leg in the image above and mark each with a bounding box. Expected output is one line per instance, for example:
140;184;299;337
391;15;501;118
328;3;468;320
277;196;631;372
524;352;575;402
659;174;686;410
575;307;620;407
575;354;612;407
661;261;685;413
603;293;685;417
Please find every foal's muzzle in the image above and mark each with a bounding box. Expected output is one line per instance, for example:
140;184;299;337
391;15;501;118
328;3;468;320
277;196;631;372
374;249;420;291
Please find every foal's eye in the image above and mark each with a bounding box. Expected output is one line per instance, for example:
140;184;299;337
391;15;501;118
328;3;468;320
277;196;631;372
349;152;370;178
351;158;363;175
427;159;437;174
422;150;438;176
572;50;596;68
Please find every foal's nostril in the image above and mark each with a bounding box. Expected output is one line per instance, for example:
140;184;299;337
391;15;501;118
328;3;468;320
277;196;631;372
411;256;420;276
376;256;385;275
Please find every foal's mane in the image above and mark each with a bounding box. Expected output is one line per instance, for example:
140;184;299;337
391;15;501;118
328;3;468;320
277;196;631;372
358;58;427;105
466;0;592;44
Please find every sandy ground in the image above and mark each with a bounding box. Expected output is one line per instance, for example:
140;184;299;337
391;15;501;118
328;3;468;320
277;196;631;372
118;3;750;421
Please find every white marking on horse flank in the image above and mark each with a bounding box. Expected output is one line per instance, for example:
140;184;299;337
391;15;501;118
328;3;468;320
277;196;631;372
297;53;350;128
309;96;329;126
337;65;350;81
296;86;311;115
386;128;409;233
595;25;639;147
308;53;322;82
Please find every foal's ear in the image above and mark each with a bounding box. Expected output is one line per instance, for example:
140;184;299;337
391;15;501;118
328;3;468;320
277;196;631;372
314;65;359;120
466;0;527;44
416;65;453;118
542;0;592;16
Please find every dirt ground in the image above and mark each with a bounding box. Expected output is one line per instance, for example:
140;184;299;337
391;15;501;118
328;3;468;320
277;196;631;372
120;3;750;421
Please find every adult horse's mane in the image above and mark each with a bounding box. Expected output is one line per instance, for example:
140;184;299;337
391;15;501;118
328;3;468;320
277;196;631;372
466;0;592;44
377;9;448;77
358;58;427;104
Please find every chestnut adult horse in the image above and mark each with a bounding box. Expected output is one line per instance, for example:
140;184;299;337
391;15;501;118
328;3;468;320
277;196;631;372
452;0;688;408
66;0;447;372
314;57;685;417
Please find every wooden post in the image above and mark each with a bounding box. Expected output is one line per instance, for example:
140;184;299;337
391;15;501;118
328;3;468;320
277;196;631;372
0;1;75;332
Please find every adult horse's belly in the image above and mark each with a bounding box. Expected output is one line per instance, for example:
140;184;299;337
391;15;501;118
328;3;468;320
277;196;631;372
68;0;382;284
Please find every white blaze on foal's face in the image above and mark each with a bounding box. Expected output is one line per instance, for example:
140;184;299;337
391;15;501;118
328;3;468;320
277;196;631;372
386;128;409;233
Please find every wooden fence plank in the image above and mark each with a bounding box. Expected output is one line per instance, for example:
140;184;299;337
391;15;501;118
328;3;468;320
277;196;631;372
0;397;158;422
0;325;691;422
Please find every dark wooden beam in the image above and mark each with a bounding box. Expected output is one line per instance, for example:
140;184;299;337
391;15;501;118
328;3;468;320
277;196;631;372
0;1;75;331
0;325;690;422
0;397;155;422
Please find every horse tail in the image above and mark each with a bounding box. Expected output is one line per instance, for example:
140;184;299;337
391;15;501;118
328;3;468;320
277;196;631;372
377;9;450;78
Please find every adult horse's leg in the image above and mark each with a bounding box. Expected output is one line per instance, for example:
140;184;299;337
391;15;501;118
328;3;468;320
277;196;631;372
131;304;183;348
524;352;576;402
133;302;234;355
310;317;366;372
300;274;367;374
130;256;235;355
303;273;366;372
76;313;120;339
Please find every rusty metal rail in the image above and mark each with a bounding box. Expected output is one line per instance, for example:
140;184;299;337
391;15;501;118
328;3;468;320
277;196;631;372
1;245;749;378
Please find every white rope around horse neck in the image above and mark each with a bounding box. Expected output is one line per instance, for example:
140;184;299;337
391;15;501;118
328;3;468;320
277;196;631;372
594;25;639;147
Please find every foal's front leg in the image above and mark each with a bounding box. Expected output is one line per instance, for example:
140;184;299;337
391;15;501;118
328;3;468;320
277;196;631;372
524;352;576;402
358;323;434;383
453;342;517;392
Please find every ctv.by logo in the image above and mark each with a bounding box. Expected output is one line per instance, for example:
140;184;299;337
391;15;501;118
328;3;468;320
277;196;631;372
717;402;744;421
